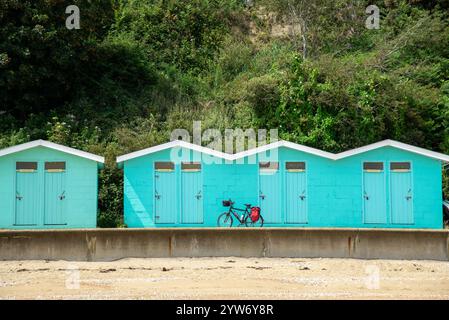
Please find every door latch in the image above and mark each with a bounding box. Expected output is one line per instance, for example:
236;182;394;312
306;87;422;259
406;189;412;200
260;192;266;200
364;192;369;200
196;191;202;200
155;191;161;200
299;190;306;200
59;191;66;200
16;192;23;200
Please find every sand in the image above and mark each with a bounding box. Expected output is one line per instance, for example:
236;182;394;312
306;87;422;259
0;257;448;300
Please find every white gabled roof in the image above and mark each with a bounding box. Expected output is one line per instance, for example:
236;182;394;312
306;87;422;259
0;140;105;163
116;140;334;163
335;139;449;162
117;139;449;163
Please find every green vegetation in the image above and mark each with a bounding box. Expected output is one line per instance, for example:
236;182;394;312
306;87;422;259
1;0;448;226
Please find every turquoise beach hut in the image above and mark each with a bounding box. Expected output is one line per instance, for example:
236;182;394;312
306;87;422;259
117;139;449;229
0;140;104;229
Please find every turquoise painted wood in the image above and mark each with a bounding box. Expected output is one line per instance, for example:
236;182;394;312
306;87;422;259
15;170;40;225
285;170;307;223
259;168;282;223
122;146;444;229
154;170;177;224
44;170;66;225
391;170;413;224
181;170;203;223
363;169;387;224
0;146;100;229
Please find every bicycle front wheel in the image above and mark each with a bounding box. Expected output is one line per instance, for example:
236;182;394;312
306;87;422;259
217;213;233;227
245;215;264;227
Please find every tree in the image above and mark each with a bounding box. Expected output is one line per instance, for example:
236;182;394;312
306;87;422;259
260;0;366;58
0;0;115;129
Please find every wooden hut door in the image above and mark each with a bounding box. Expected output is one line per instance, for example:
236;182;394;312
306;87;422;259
285;162;307;223
390;162;413;224
363;162;387;224
44;162;67;225
259;162;282;224
15;162;39;225
154;162;177;224
181;162;203;224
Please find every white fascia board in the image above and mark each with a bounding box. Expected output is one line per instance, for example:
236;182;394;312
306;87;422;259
387;140;449;162
231;141;284;160
116;140;234;163
0;140;105;163
231;140;336;160
117;140;333;163
177;140;234;160
116;140;180;163
334;140;391;160
281;141;337;159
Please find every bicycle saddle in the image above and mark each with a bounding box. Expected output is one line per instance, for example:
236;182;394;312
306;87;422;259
245;204;252;208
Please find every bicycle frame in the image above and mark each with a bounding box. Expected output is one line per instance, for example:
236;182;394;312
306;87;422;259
227;205;250;224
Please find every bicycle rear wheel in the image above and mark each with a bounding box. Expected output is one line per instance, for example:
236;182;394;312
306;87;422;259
217;212;233;227
245;215;264;227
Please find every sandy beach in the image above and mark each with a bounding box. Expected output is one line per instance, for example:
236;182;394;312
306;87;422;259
1;257;448;300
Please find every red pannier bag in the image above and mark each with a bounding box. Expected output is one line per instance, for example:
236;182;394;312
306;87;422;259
250;207;260;222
